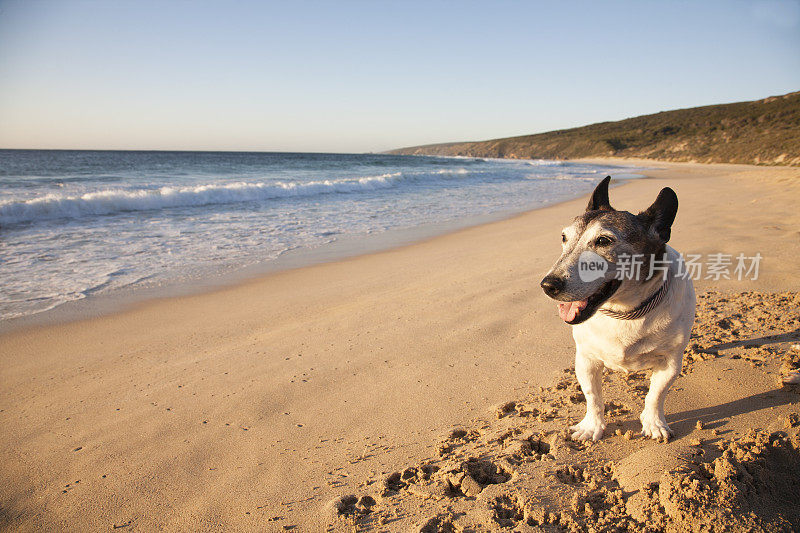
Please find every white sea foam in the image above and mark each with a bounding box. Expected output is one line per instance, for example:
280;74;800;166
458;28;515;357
434;168;469;175
0;172;405;225
527;159;564;166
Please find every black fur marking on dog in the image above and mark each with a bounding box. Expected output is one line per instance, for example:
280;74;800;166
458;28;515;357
586;175;613;212
577;210;670;281
637;187;678;243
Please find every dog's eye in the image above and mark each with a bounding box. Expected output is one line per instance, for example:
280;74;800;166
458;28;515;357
595;236;614;247
561;233;567;243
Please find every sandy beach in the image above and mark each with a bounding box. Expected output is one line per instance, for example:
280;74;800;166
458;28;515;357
1;160;799;531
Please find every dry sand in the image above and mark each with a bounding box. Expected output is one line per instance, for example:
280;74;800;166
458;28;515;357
0;160;798;531
333;291;800;532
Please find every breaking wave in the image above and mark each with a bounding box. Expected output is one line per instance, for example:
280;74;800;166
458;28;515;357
0;173;413;225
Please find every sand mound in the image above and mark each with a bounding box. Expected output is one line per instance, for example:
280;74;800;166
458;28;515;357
617;429;800;532
655;429;800;531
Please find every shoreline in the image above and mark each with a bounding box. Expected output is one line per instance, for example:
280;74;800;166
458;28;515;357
1;160;798;531
0;160;646;335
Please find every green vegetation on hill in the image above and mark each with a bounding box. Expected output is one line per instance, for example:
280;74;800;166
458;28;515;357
390;91;800;166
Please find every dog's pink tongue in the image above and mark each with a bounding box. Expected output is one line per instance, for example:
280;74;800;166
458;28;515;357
557;300;589;322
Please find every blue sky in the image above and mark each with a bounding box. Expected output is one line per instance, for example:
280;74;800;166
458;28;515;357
0;0;798;152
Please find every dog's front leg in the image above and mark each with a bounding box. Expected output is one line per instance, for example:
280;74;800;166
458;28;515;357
570;353;605;441
640;359;681;441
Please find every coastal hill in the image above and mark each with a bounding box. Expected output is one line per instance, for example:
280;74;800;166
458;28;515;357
389;91;800;165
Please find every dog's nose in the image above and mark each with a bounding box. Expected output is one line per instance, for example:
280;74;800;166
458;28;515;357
540;275;565;298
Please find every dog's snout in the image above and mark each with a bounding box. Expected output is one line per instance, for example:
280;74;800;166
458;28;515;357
540;275;565;298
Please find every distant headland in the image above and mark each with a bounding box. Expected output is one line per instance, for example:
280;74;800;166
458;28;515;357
389;91;800;166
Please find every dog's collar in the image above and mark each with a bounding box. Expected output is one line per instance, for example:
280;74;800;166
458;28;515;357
598;274;671;320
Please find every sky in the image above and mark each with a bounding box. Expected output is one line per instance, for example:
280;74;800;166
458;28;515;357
0;0;798;153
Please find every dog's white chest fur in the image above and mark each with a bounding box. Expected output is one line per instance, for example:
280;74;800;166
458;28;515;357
572;246;695;373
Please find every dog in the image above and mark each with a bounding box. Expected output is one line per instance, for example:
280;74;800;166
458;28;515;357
540;176;695;442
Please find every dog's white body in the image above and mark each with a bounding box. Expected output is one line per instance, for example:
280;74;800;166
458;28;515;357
541;177;696;441
570;246;695;441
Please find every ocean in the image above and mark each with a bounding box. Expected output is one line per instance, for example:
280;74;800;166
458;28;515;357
0;150;641;322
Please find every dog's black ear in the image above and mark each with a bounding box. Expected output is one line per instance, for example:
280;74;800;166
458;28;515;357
638;187;678;242
586;176;613;211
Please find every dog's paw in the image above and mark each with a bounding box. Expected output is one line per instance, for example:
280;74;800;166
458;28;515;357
570;415;605;442
640;411;673;442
